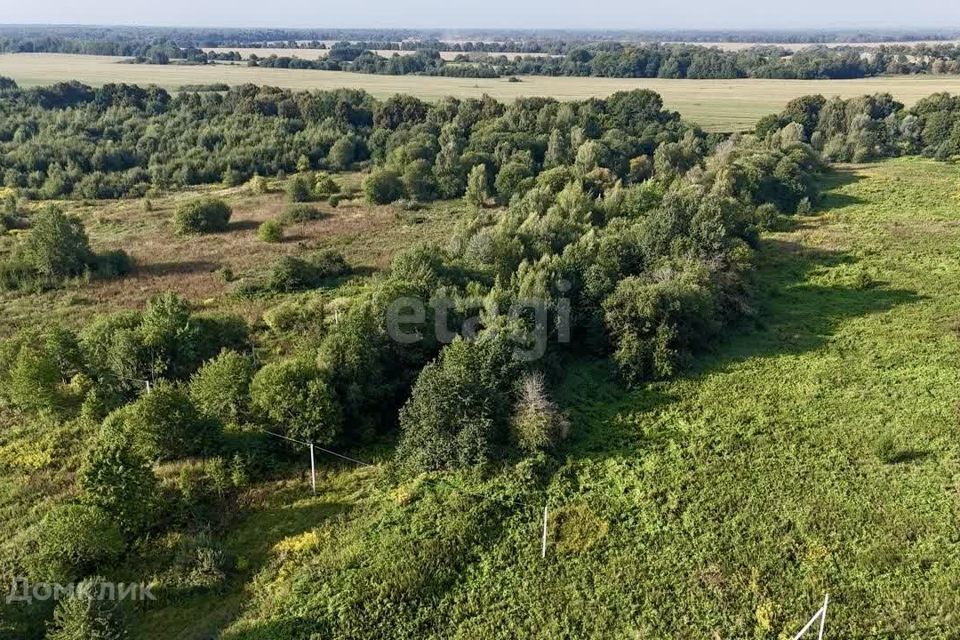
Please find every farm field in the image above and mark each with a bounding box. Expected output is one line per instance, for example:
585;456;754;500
121;158;960;638
6;53;960;130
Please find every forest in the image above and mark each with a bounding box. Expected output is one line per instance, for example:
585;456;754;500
2;34;960;632
8;25;960;79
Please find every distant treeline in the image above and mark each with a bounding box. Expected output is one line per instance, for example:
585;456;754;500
231;42;960;79
10;30;960;79
2;24;960;47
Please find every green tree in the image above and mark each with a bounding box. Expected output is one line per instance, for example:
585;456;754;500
78;439;159;539
465;164;488;207
19;205;94;280
362;169;404;205
173;198;231;234
188;349;254;423
249;358;342;444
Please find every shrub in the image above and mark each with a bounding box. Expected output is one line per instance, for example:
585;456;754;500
188;350;254;423
362;169;404;204
267;250;350;293
285;174;314;202
402;159;437;201
249;358;342;444
47;576;130;640
248;174;269;194
510;372;569;453
280;204;323;224
20;206;94;279
314;172;341;197
5;343;62;412
465;164;488;207
267;256;319;293
102;381;220;461
159;532;233;594
796;196;813;215
328;193;343;208
29;504;124;581
395;334;521;473
327;137;356;171
263;296;325;335
173;198;231;234
78;439;159;539
257;220;283;243
603;266;718;384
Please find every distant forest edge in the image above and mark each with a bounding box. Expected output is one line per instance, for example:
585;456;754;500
6;26;960;79
2;75;960;201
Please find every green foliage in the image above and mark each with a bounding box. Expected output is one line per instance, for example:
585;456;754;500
509;372;569;453
47;577;130;640
102;381;221;461
602;263;719;384
465;164;488;207
29;504;124;581
173;198;231;234
249;357;342;445
313;172;341;197
78;438;159;539
266;250;350;293
285;174;314;202
256;219;283;243
363;169;404;204
188;350;254;423
402;159;437;201
396;334;521;473
19;205;93;279
279;204;323;224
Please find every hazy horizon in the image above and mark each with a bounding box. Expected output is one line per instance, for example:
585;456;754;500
3;0;960;32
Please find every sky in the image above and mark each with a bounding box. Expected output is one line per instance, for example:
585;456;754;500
2;0;960;31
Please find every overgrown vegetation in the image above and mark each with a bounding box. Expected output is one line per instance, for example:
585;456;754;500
1;65;958;639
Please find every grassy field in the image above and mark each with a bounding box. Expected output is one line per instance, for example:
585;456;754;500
6;53;960;131
0;173;462;336
118;157;960;638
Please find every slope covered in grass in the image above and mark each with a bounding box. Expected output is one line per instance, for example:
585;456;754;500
139;158;960;638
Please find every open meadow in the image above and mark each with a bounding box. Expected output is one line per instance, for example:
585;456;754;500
6;53;960;130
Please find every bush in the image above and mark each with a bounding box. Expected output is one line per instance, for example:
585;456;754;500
248;174;269;194
173;198;231;234
263;296;325;335
395;334;521;473
603;265;718;384
21;205;93;277
362;169;404;204
188;350;254;423
465;164;488;207
29;504;124;581
314;172;341;197
267;250;350;293
280;204;323;224
47;576;130;640
257;220;283;243
78;439;159;539
510;372;569;453
285;174;314;202
156;532;233;595
402;159;437;201
249;358;342;444
102;381;220;461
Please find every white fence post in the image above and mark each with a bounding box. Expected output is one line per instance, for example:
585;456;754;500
541;504;549;559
